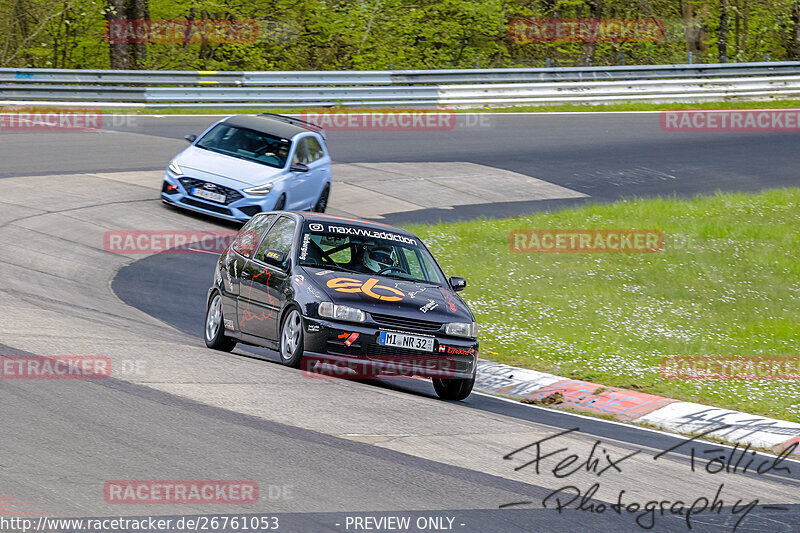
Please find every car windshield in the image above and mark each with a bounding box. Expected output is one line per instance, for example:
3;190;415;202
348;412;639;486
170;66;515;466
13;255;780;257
298;222;447;285
195;123;291;168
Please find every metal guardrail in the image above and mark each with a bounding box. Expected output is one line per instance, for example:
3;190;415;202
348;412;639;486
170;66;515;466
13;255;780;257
1;62;799;108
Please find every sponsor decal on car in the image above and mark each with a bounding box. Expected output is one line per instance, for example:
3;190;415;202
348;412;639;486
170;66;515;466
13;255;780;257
438;345;475;356
326;277;405;302
338;332;360;347
223;319;234;330
440;289;458;312
309;224;418;246
299;233;311;260
305;284;323;299
419;299;438;313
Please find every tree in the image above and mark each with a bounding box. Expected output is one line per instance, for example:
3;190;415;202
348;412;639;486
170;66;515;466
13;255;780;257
105;0;149;69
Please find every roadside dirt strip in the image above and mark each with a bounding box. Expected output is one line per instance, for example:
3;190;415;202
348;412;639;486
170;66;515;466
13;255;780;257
1;168;798;522
476;360;800;456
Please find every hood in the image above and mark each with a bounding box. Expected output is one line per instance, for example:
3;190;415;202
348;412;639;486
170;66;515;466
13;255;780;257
175;146;285;186
299;267;474;323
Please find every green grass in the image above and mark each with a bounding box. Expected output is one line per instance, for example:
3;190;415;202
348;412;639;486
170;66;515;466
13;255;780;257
21;99;800;115
405;189;800;422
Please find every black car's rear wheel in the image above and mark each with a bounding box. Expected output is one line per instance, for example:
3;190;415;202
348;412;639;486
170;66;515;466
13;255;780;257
279;308;304;367
205;292;237;352
313;185;329;213
432;375;474;401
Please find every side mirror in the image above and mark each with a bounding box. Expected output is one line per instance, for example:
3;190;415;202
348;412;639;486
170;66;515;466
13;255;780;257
290;162;309;173
262;249;287;268
449;276;467;292
184;134;197;143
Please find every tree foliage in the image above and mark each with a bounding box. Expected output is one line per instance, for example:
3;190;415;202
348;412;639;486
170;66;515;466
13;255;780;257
0;0;799;69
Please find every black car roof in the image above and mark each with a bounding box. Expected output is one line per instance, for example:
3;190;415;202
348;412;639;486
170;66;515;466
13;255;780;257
295;212;417;237
223;115;310;140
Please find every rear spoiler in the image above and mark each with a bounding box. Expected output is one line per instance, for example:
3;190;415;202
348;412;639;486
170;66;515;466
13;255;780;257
258;112;326;140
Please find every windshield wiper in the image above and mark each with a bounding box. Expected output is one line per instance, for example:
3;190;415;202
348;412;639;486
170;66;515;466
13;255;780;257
379;273;440;285
302;263;363;275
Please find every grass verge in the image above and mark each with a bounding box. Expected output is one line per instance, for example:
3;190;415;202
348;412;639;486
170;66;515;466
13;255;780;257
405;188;800;422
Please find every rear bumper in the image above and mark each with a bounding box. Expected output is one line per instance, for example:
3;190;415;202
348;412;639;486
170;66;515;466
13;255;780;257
300;316;478;380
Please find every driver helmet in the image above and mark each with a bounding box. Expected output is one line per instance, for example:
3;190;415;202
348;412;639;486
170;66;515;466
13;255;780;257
364;245;395;273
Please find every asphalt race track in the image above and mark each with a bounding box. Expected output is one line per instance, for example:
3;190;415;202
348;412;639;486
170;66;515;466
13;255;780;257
1;113;800;532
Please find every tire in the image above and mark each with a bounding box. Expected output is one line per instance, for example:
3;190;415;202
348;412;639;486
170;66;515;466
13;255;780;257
273;194;286;211
279;308;304;368
313;185;330;213
204;292;237;352
432;375;475;401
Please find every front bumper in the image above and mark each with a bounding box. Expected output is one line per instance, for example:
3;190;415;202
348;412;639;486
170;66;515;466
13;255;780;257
161;172;277;222
300;316;478;380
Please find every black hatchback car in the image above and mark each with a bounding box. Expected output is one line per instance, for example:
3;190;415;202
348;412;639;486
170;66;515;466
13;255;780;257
204;211;478;400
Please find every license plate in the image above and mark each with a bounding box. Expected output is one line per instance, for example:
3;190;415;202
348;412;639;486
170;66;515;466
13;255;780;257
378;331;434;352
192;187;226;204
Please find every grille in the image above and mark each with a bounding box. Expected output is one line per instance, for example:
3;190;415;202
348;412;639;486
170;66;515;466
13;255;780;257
365;346;473;373
370;313;442;333
179;177;244;205
326;340;361;357
366;345;435;358
239;205;262;217
181;197;233;216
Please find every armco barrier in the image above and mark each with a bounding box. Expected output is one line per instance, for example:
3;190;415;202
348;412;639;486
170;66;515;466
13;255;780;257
1;62;799;108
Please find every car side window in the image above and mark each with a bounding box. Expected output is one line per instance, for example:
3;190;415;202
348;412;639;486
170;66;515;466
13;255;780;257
292;138;310;165
256;216;297;262
401;247;426;280
231;214;276;258
306;137;324;162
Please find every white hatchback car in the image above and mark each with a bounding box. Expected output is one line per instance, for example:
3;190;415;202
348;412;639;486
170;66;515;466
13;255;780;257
161;113;332;222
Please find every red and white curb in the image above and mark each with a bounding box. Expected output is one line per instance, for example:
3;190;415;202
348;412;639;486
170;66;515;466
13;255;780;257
475;360;800;456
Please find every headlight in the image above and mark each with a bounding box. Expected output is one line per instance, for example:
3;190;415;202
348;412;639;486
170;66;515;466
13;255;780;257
243;183;273;195
445;321;477;339
318;302;366;323
168;160;182;175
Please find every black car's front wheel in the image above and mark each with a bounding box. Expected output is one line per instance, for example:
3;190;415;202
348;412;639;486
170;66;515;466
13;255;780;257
432;375;475;401
205;292;237;352
279;308;304;367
